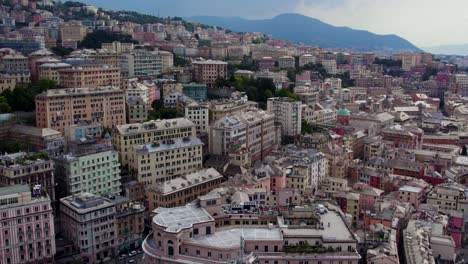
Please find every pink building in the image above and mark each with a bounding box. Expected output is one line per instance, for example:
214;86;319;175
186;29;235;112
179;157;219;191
35;86;126;133
0;185;56;264
353;183;384;214
398;185;423;208
143;200;361;264
447;212;463;248
192;60;227;88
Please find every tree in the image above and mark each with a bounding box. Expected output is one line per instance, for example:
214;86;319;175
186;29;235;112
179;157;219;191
301;120;313;134
51;46;74;57
252;37;265;44
0;96;11;113
277;89;299;100
198;39;211;47
174;55;190;67
79;30;137;49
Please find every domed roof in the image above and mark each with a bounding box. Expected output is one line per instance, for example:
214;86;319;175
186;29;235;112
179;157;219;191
337;108;350;116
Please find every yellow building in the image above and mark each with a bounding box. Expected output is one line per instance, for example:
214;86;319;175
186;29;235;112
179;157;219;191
112;118;196;167
131;137;203;185
59;20;88;42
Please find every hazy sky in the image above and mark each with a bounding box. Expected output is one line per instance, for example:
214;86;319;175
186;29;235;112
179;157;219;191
80;0;468;48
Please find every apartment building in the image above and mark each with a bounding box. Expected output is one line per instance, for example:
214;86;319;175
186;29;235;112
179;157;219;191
208;98;258;122
60;193;118;263
321;59;337;74
146;168;223;211
59;20;88;42
38;62;72;83
63;121;103;142
426;183;468;213
0;53;31;83
277;55;295;69
267;97;302;137
0;185;56;264
112;118;196;167
126;96;148;124
0;152;55;204
58;64;120;88
210;109;276;165
0;124;64;156
113;195;146;251
299;53;316;66
0;74;16;92
69;48;121;68
185;101;209;134
131;137;203;186
120;49;162;79
53;139;121;196
35;86;126;133
102;41;134;53
192;59;227;88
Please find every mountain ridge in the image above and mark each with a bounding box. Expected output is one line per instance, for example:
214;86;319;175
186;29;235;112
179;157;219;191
188;13;422;53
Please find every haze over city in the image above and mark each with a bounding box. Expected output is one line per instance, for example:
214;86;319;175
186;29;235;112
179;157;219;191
1;0;468;264
80;0;468;48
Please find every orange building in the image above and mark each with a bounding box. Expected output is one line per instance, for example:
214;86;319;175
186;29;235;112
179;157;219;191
192;59;227;88
35;86;126;133
58;64;120;88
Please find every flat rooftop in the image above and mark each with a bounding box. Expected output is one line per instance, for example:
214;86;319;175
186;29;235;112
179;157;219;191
153;205;214;233
135;137;203;154
281;209;355;242
190;227;282;248
115;117;195;135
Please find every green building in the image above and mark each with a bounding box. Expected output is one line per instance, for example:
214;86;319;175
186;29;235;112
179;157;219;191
54;140;121;196
183;83;207;101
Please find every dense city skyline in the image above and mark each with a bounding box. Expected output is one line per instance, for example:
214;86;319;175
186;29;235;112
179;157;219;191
81;0;468;48
0;0;468;263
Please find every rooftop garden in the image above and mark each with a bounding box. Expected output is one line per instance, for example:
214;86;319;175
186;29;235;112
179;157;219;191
284;244;336;254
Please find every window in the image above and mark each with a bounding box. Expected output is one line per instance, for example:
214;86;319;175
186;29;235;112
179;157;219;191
193;228;199;235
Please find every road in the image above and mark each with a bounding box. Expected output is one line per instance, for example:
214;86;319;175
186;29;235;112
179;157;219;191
105;251;144;264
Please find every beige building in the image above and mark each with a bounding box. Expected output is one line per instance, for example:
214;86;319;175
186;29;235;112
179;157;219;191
102;41;134;53
0;74;16;92
426;183;468;213
131;137;203;186
35;86;126;133
158;50;174;72
59;20;88;42
267;97;302;137
112;118;196;167
277;55;295;69
210;109;276;165
347;192;360;226
60;194;117;263
299;54;316;66
321;59;337;74
38;62;71;83
58;65;120;88
146;168;223;211
208;98;258;123
69;49;121;68
185;101;209;134
126;97;148;124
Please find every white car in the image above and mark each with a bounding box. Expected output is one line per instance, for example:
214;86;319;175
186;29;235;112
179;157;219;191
127;260;136;264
